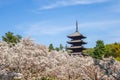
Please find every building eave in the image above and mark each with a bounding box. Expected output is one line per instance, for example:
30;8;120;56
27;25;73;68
67;40;87;44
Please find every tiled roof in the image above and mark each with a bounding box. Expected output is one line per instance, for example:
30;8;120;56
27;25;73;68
67;32;86;38
67;40;82;43
68;46;83;49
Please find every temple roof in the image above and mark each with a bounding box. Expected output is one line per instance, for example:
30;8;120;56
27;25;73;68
67;46;85;49
67;40;87;44
67;32;86;38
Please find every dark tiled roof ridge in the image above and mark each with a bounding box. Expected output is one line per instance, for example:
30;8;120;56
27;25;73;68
68;31;83;37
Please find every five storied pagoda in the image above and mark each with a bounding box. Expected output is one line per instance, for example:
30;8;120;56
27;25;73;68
67;21;87;55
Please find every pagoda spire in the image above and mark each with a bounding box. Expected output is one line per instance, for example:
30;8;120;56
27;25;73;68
76;20;78;32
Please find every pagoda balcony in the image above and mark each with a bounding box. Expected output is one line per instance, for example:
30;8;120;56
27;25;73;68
67;40;87;44
68;46;83;49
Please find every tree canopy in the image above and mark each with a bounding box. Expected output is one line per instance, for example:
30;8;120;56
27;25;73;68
2;31;22;45
48;43;54;52
93;40;106;59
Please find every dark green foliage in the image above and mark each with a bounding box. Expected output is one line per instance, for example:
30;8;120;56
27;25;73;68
2;32;22;45
74;39;120;62
49;44;65;52
56;44;64;52
83;48;94;57
105;42;120;58
55;47;60;51
93;40;106;59
115;57;120;62
112;43;120;57
59;44;63;51
104;42;120;61
80;41;120;60
104;44;114;58
49;43;54;52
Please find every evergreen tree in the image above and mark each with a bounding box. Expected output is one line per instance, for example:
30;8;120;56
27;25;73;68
2;31;22;45
49;43;54;52
93;40;106;59
59;44;63;51
55;47;60;51
84;48;94;57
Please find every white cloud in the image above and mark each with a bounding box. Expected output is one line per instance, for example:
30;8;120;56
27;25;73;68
16;19;120;47
26;25;73;36
39;0;109;10
16;21;73;36
17;19;120;36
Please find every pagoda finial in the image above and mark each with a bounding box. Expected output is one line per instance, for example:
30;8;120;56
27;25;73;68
76;20;78;32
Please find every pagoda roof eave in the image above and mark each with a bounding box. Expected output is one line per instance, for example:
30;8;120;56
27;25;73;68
67;35;86;38
68;48;86;50
67;40;87;44
68;32;80;36
67;32;86;37
67;46;86;49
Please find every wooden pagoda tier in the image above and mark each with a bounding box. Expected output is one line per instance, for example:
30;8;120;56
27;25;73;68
67;46;86;52
67;39;87;44
67;31;86;39
67;21;87;53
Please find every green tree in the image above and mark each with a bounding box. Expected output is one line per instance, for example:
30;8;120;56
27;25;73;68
93;40;106;59
2;32;22;45
104;42;120;61
83;48;94;57
105;43;120;58
113;43;120;57
104;44;114;58
49;43;54;52
59;44;63;51
55;47;60;51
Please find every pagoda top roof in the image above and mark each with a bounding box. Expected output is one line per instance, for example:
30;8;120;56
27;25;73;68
68;32;85;37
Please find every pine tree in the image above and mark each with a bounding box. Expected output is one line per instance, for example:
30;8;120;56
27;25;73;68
2;31;22;45
55;47;60;51
93;40;106;59
59;44;63;51
48;43;54;52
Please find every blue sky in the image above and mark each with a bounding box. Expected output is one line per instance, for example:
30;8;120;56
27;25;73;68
0;0;120;48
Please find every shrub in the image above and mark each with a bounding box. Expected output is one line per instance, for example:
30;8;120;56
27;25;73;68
115;57;120;62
